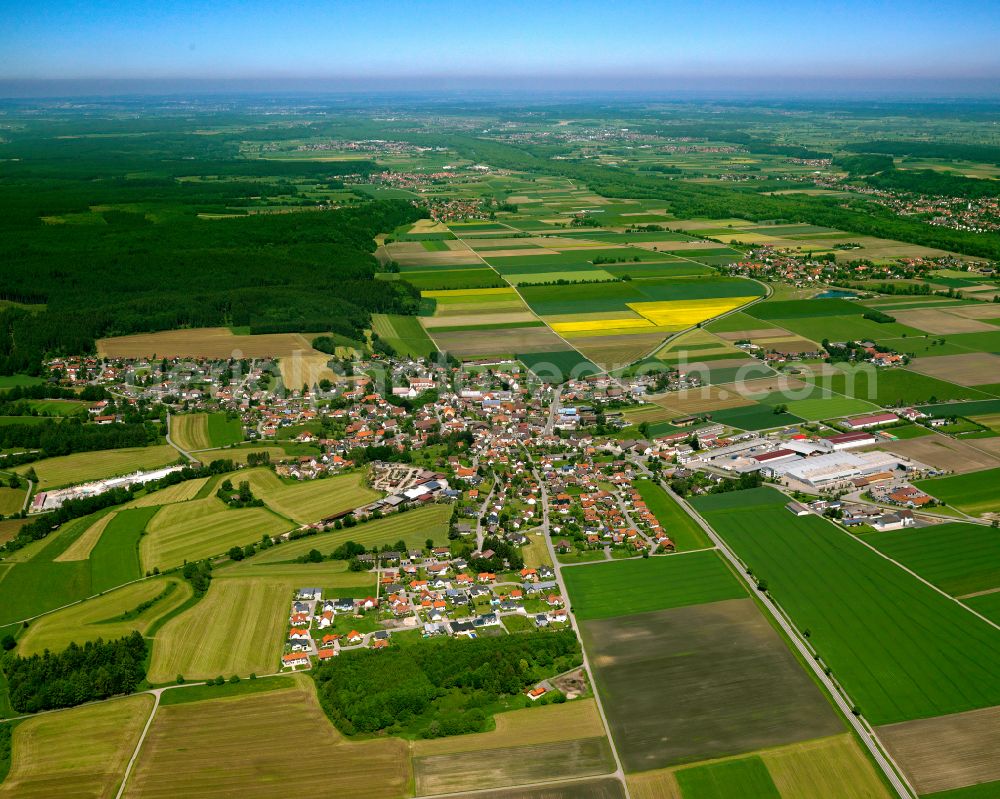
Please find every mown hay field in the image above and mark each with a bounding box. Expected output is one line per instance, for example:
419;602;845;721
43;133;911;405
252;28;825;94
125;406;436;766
17;577;193;656
241;467;379;525
170;412;212;451
582;598;843;772
53;511;116;562
0;486;26;516
0;694;153;799
694;487;1000;725
16;444;181;489
147;577;290;683
122;680;409;799
140;497;293;571
248;502;452;563
413;699;605;756
370;312;438;358
123;477;209;509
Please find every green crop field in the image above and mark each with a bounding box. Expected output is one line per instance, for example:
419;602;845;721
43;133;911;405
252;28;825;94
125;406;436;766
918;399;1000;418
519;349;601;382
370;312;439;357
749;298;868;320
563;550;745;621
140;497;293;571
808;366;988;406
90;505;160;591
915;468;1000;517
863;522;1000;596
206;412;244;447
242;468;379;524
15;444;181;489
704;403;805;431
675;756;781;799
785;395;879;420
401;268;504;290
694;487;1000;724
632;479;711;550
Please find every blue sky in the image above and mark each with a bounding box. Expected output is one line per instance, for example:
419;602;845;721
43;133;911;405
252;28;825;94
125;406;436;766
1;0;998;90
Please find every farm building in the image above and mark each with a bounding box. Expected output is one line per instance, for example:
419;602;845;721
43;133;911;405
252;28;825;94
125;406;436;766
844;412;900;430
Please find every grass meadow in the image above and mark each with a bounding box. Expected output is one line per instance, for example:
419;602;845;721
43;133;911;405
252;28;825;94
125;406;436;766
241;468;379;525
16;444;181;489
915;468;1000;517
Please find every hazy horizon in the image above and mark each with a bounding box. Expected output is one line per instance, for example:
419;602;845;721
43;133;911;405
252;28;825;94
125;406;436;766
2;0;998;99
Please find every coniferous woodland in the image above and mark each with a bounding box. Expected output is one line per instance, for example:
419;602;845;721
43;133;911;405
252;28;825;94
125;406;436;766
3;632;147;713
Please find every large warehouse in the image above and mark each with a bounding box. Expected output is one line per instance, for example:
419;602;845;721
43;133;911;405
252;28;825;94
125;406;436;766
764;450;909;488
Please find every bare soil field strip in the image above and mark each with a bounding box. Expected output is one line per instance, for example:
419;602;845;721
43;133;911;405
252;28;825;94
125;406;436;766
430;327;571;356
413;737;616;795
582;598;843;772
951;305;1000;320
146;578;292;682
0;694;154;799
428;778;627;799
422;311;539;328
894;309;998;335
413;699;605;756
575;334;675;369
54;511;115;561
729;375;811;399
880;435;1000;473
878;704;1000;795
123;681;409;799
906;353;1000;386
279;351;337;388
97;327;321;359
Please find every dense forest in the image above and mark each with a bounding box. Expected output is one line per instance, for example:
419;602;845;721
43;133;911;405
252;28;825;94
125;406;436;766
3;632;147;712
0;122;423;374
313;629;580;736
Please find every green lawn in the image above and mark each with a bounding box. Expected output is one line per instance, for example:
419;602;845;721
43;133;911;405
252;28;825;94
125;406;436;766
675;756;781;799
562;550;745;621
694;487;1000;725
633;479;711;550
915;468;1000;517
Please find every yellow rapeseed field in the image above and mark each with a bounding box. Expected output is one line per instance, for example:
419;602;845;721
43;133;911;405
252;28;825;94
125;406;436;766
551;317;654;335
421;287;516;299
628;297;756;327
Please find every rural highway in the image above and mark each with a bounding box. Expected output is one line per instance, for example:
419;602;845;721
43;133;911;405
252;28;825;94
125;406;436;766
531;460;633;799
637;463;917;799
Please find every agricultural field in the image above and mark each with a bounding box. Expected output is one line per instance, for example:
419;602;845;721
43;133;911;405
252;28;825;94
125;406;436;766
124;477;209;508
241;467;379;525
0;694;153;799
880;434;1000;474
123;680;410;799
0;485;27;516
16;444;181;489
146;577;291;683
694;487;1000;724
806;365;989;407
519;349;601;382
632;479;712;550
248;502;452;563
414;738;616;795
563;550;745;621
878;705;1000;796
170;412;244;451
580;598;843;771
140;497;293;571
914;468;1000;517
370;313;438;358
97;327;326;359
674;756;780;799
863;521;1000;596
16;576;193;656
